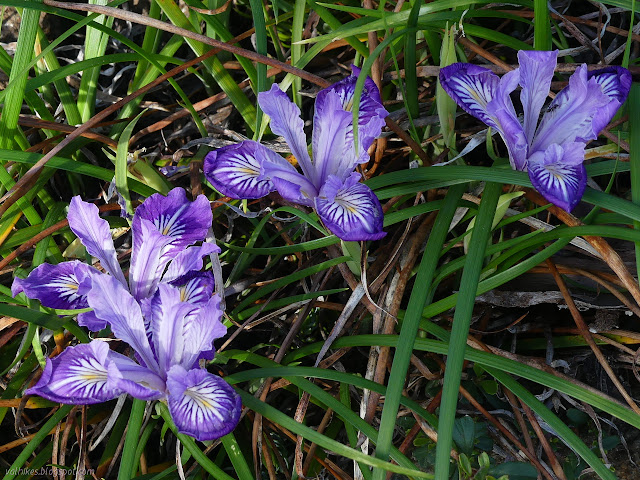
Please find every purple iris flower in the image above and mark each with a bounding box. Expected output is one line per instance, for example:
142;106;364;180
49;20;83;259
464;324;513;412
203;67;389;241
439;50;631;211
14;188;242;441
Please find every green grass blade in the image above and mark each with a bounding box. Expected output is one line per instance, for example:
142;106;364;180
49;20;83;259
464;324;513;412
0;0;41;149
533;0;552;50
373;184;466;480
116;112;146;217
433;181;502;480
629;83;640;278
117;398;146;480
221;434;254;480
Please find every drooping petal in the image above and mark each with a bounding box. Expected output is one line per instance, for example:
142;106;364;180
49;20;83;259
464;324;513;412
86;274;158;372
258;85;315;181
167;366;242;441
527;142;587;212
67;197;127;286
588;66;632;136
315;173;386;241
517;50;558;142
25;341;123;404
162;243;219;284
486;69;529;171
106;352;165;401
311;88;353;184
438;63;501;130
11;261;95;310
261;156;319;206
316;66;389;167
169;271;215;305
181;295;226;370
134;188;212;253
204;141;274;199
532;65;611;152
129;218;173;300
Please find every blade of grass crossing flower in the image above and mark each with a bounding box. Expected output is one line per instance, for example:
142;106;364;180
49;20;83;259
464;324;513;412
3;404;74;480
157;403;236;480
352;30;406;154
372;184;465;480
117;398;146;480
533;0;552;50
629;83;640;278
0;0;40;149
221;433;254;480
116;112;146;217
433;181;502;480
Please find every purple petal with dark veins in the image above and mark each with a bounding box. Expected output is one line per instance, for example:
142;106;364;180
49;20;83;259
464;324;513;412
167;366;242;441
588;66;631;136
527;142;587;212
87;274;158;372
258;84;315;182
67;197;127;286
439;63;501;130
169;271;215;305
162;243;219;284
134;188;212;253
316;66;388;167
25;341;123;404
315;173;386;241
12;261;95;310
180;294;226;370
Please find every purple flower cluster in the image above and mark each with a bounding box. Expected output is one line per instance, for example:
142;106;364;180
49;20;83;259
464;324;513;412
204;67;389;241
439;50;631;211
14;188;241;441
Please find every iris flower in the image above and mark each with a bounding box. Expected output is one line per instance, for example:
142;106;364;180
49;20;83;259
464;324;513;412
204;67;389;241
439;50;631;211
15;189;241;441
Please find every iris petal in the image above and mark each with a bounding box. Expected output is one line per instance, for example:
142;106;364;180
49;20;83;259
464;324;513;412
315;174;386;241
87;274;158;372
258;85;315;182
134;188;212;254
316;66;388;167
11;261;95;310
67;197;127;286
25;341;123;404
532;65;611;151
438;63;501;129
167;366;242;441
517;50;558;142
204;141;276;199
588;66;632;136
527;143;587;212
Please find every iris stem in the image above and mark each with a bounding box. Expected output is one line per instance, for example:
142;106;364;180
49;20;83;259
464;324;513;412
117;398;146;480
